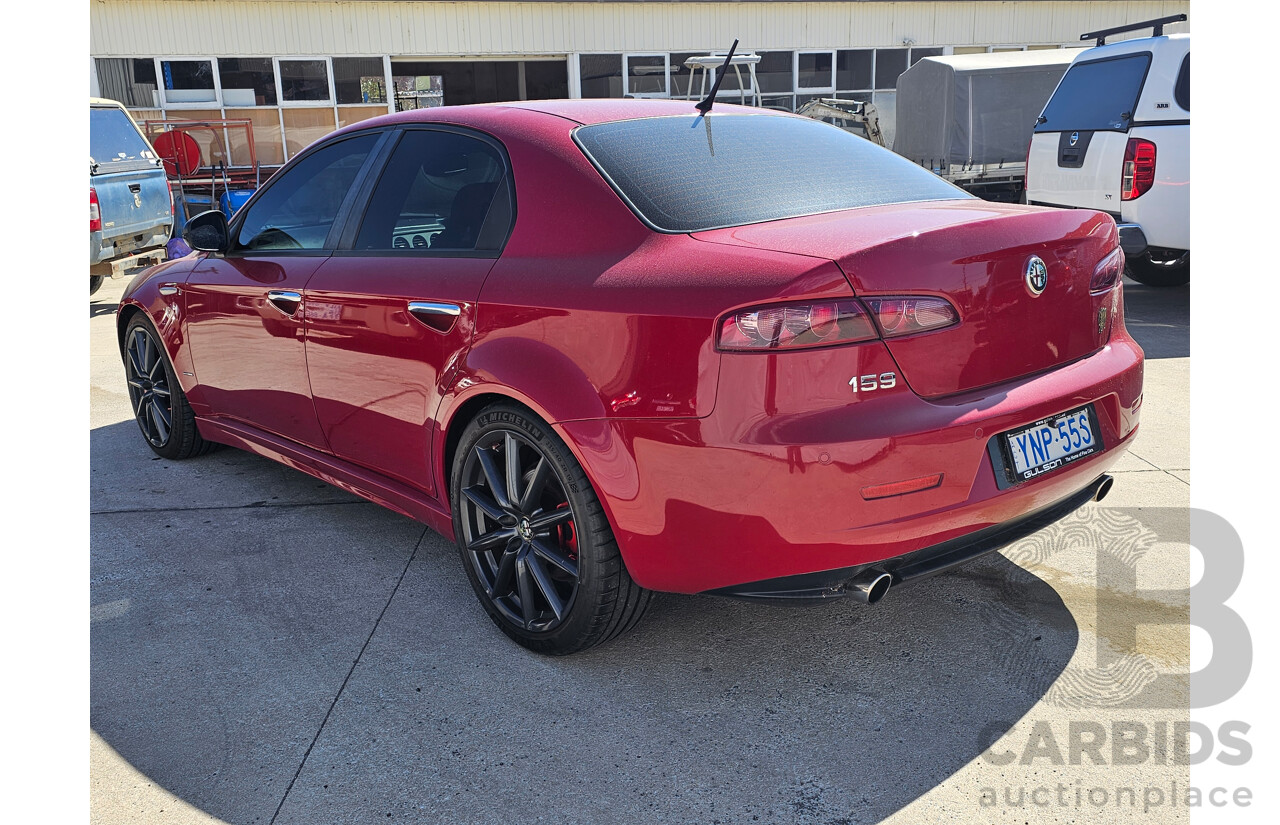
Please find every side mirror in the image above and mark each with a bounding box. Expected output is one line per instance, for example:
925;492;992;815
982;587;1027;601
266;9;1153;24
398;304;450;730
183;209;230;254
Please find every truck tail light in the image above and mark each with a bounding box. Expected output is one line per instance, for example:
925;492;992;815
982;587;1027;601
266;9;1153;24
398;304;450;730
1121;138;1156;201
90;187;102;232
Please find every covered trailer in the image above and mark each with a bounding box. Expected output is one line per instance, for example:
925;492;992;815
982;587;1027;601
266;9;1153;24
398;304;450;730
892;50;1081;201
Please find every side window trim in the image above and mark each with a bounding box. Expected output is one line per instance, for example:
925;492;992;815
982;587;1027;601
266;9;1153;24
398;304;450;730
224;129;395;258
332;123;517;257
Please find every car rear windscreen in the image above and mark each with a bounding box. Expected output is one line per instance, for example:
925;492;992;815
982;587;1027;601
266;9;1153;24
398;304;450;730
574;114;969;233
1034;53;1152;133
90;106;154;168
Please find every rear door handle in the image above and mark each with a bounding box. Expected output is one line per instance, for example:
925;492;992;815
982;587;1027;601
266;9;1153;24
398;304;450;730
267;290;303;317
408;301;461;333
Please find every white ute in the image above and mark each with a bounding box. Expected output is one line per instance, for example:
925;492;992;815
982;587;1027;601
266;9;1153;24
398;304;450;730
1026;15;1189;287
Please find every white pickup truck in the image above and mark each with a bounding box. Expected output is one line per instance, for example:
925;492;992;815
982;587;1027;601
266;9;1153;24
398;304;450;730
1026;15;1189;287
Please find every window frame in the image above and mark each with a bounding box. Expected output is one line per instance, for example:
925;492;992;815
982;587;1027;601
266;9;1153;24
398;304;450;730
155;57;221;109
794;50;836;94
331;124;518;259
623;53;671;98
225;128;396;258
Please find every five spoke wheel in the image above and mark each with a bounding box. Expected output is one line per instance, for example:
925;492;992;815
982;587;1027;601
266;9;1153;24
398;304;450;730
458;431;581;633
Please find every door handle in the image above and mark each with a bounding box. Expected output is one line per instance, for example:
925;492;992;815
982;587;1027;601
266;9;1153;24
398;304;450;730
408;301;461;333
267;290;303;317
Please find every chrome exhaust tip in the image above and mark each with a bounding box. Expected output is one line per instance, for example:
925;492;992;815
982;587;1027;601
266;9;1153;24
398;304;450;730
1094;475;1115;502
848;570;892;605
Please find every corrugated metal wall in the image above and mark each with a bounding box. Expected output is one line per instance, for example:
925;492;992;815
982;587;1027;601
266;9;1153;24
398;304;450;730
90;1;1191;57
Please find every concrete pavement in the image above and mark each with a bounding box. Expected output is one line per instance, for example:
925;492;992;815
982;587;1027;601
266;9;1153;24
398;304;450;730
90;274;1190;824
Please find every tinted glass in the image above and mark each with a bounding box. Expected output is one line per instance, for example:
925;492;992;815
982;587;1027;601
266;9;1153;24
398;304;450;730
334;57;387;104
1175;54;1190;111
874;49;909;90
236;134;378;250
354;130;507;252
575;114;968;233
281;59;331;102
580;54;622;98
1035;54;1151;132
797;53;833;89
90;107;153;166
836;50;873;90
755;51;794;94
217;58;277;106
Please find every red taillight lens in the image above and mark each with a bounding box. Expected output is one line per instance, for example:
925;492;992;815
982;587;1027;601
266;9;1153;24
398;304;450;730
90;187;102;232
1090;247;1125;294
863;296;959;337
718;300;878;351
1121;138;1156;201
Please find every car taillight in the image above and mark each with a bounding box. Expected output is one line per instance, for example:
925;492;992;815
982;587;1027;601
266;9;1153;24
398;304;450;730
90;187;102;232
1121;138;1156;201
718;300;878;351
863;296;959;338
717;295;959;351
1090;247;1125;294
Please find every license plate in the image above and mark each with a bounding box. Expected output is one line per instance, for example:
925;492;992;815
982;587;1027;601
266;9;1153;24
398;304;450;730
1004;405;1101;481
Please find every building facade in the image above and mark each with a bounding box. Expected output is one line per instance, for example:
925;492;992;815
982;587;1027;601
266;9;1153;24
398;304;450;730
90;0;1190;165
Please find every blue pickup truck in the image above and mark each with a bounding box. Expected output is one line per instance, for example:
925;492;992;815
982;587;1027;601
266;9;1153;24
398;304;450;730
90;99;174;295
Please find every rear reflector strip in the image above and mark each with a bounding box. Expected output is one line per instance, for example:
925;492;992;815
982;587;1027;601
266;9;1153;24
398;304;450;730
860;473;944;500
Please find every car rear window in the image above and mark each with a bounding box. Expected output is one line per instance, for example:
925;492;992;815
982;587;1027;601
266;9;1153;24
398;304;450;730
90;106;155;167
573;114;968;233
1034;53;1152;133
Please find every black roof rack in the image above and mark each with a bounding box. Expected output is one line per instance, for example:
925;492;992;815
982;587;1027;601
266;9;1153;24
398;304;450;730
1081;14;1187;46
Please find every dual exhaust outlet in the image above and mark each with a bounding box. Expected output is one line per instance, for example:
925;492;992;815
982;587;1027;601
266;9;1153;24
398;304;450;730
846;474;1114;606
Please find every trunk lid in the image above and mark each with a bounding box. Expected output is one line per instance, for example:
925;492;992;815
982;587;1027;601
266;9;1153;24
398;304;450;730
692;200;1118;398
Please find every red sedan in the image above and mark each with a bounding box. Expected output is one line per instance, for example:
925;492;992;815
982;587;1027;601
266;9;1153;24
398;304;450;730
118;99;1143;654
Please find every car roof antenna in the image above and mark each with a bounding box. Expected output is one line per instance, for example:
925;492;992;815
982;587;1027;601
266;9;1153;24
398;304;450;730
695;39;739;115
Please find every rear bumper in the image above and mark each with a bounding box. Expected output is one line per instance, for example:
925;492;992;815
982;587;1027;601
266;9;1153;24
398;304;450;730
1116;223;1149;256
710;473;1112;602
557;327;1143;595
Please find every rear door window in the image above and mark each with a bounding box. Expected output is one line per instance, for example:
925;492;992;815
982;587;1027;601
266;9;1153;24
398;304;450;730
1034;53;1152;133
352;129;511;253
90;106;154;168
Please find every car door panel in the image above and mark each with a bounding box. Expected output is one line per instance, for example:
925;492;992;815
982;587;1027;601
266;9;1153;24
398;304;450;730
181;131;385;451
184;255;329;449
304;258;496;497
301;126;513;499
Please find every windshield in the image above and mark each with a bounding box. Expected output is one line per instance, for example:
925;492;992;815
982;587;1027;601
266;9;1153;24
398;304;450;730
1034;53;1152;133
90;106;155;168
574;114;968;233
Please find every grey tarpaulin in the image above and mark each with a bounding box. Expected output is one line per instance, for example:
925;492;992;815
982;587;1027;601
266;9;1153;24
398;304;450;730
893;50;1081;167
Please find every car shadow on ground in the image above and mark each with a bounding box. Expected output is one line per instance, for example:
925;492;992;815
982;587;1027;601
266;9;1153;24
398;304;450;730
91;415;1079;824
1120;276;1189;359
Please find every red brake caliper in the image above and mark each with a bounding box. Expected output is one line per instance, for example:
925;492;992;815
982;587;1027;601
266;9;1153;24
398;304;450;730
555;503;578;562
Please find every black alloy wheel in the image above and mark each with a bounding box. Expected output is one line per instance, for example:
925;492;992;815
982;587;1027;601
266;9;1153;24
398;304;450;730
122;315;215;460
458;428;581;632
451;404;651;654
125;323;175;449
